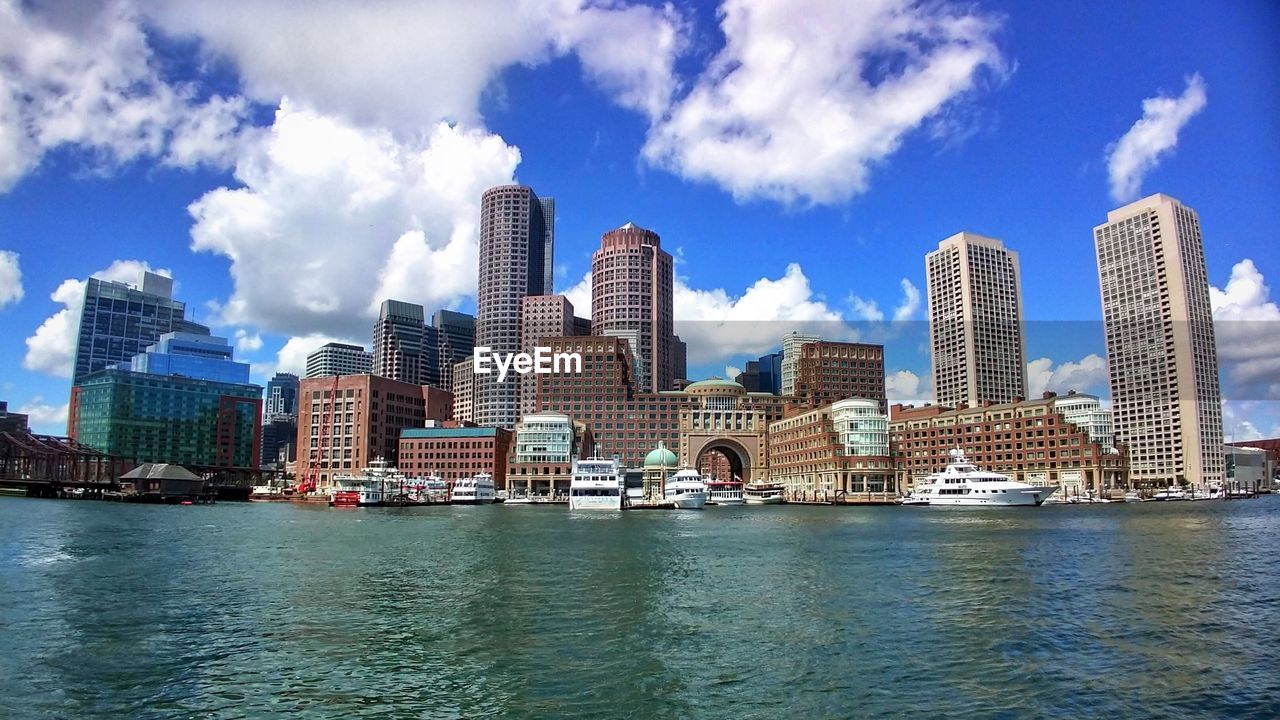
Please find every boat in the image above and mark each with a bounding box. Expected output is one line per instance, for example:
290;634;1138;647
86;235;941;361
328;459;436;507
249;484;291;501
1150;487;1187;501
705;478;744;505
1123;490;1142;502
743;482;785;504
904;449;1057;507
568;456;624;510
451;473;497;505
664;469;708;509
898;490;932;506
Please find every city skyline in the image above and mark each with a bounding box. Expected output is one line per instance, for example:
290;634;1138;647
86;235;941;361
0;1;1277;439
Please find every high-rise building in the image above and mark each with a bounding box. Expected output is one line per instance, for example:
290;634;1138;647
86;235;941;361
72;271;208;384
264;373;300;420
780;331;820;396
305;342;372;378
434;309;475;392
123;332;248;384
926;232;1027;408
1094;193;1223;485
519;295;588;418
591;222;676;392
451;359;475;424
793;341;887;411
373;299;430;386
768;398;894;499
737;351;784;394
475;184;554;428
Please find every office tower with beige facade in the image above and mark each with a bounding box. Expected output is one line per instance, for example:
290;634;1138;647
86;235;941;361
926;232;1028;408
591;222;676;393
1094;193;1223;485
451;359;475;424
780;331;820;396
305;342;372;378
475;184;554;428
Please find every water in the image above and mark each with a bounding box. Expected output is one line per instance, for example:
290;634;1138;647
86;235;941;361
1;498;1277;719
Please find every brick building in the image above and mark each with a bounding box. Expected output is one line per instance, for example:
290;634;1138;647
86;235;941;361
793;341;887;411
768;398;893;500
398;425;513;485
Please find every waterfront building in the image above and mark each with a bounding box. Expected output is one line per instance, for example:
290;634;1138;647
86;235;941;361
399;424;513;486
736;351;783;395
72;270;209;384
70;370;261;469
373;299;434;387
1223;445;1271;489
1052;392;1114;452
305;342;372;378
926;232;1027;409
451;359;474;424
475;184;554;429
507;411;593;495
519;294;588;418
434;309;475;393
295;375;451;489
890;392;1127;494
679;378;786;484
123;332;249;384
767;398;894;499
642;442;678;501
1094;193;1224;485
591;222;677;393
780;331;820;396
793;341;886;411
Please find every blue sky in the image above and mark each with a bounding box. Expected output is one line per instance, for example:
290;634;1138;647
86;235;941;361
0;0;1277;438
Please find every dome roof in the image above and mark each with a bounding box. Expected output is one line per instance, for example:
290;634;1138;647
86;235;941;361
644;442;678;468
684;377;747;394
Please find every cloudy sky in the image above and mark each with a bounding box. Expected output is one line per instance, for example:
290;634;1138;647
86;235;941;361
0;0;1277;439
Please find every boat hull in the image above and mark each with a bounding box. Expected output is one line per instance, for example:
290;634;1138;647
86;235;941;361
666;493;706;509
744;496;783;505
920;488;1055;507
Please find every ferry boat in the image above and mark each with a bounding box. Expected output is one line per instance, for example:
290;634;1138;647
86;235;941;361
568;456;624;510
450;473;497;505
743;482;785;504
329;459;435;507
906;449;1057;507
664;469;708;509
410;475;448;504
705;478;744;505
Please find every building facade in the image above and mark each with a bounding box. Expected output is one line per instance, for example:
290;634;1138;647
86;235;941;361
434;309;475;393
124;332;248;384
926;232;1027;409
793;341;886;411
518;294;587;418
508;411;593;495
296;375;452;489
72;270;209;384
264;372;300;420
780;331;820;397
475;184;554;428
736;351;783;395
306;342;373;378
768;398;894;500
399;426;513;486
451;359;474;424
373;299;432;386
591;222;676;393
890;393;1127;494
1094;193;1224;485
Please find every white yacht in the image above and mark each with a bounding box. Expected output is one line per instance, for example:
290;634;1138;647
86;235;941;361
664;469;708;509
743;482;785;504
898;489;932;506
1151;487;1187;501
905;449;1057;507
451;473;496;505
705;479;744;505
330;458;422;507
569;456;625;510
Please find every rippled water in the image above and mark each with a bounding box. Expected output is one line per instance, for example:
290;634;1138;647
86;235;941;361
1;497;1277;719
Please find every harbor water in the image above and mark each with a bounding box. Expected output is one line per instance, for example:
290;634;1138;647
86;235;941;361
1;497;1277;718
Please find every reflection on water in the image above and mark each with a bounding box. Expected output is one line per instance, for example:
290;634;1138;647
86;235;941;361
1;498;1278;718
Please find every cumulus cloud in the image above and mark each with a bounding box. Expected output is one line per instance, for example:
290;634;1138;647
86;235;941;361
886;369;933;407
0;249;21;307
849;278;921;323
266;333;363;378
16;396;69;432
642;0;1007;204
234;329;263;354
1025;354;1108;399
1106;74;1206;203
187;102;519;339
23;260;170;378
0;0;250;192
1211;258;1280;400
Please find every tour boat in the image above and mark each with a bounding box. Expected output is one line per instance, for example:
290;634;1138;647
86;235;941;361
568;456;624;510
450;473;497;505
743;482;785;504
410;475;449;504
705;478;744;505
663;469;708;509
905;449;1057;507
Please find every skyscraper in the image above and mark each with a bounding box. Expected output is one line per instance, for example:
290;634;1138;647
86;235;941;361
519;294;588;418
925;232;1027;408
1094;193;1223;485
434;309;475;393
591;222;675;393
265;373;300;419
305;342;372;378
475;184;554;428
72;270;208;384
780;331;820;396
373;299;430;386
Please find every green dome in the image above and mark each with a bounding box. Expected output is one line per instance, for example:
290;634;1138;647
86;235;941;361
684;377;746;392
644;442;678;468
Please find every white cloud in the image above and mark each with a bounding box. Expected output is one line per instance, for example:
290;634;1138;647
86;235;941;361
849;278;921;324
0;0;250;192
234;329;263;354
1026;354;1108;399
724;365;742;380
560;271;592;318
886;369;933;407
0;249;22;307
1106;74;1207;203
266;333;362;378
16;396;69;432
642;0;1007;205
1211;258;1280;400
187;102;520;339
849;296;885;323
23;260;170;378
